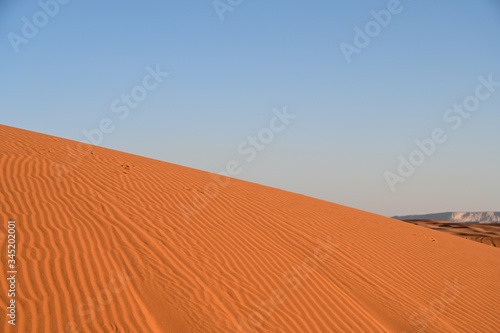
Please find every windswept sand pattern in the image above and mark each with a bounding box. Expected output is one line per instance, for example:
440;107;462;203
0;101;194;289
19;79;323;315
1;124;500;332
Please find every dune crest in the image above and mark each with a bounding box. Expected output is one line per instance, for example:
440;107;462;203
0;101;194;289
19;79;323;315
1;125;499;332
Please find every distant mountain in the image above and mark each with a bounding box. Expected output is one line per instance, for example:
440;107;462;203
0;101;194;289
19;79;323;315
392;212;500;224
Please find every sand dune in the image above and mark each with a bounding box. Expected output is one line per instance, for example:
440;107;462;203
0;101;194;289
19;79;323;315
1;124;499;332
393;212;500;224
403;220;500;248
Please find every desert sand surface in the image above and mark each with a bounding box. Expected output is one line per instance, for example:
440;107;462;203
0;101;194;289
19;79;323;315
1;124;500;333
403;220;500;248
393;212;500;224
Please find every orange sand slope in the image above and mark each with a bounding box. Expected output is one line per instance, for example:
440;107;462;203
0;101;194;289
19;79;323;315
403;220;500;248
1;124;499;333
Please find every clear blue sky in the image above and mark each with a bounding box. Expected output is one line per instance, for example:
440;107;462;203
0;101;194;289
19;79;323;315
1;0;499;216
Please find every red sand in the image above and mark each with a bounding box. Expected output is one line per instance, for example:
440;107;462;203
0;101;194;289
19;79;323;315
1;124;499;332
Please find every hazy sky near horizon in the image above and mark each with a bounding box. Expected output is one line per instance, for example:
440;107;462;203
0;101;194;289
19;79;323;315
1;0;499;217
